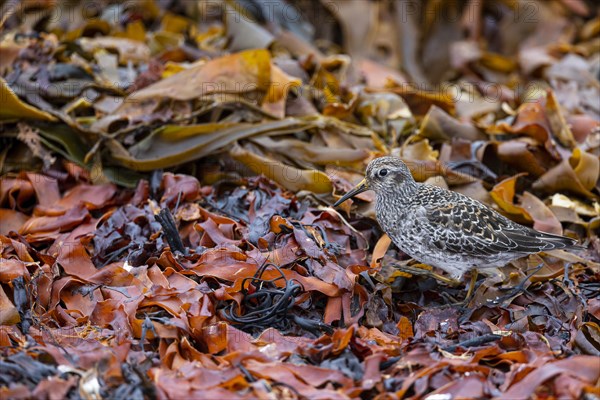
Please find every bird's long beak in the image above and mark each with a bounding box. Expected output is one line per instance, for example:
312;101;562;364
333;178;368;207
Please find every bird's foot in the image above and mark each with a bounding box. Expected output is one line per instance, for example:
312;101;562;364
438;292;474;311
440;291;460;304
436;272;479;307
440;292;473;308
401;263;462;287
385;262;474;306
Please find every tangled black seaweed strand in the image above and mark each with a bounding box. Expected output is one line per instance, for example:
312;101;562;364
223;260;332;336
155;208;187;255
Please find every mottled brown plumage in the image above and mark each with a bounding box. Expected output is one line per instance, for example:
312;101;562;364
334;156;579;279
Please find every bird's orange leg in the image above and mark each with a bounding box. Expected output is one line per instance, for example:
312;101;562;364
464;271;478;304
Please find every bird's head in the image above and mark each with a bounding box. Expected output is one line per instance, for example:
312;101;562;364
333;156;415;206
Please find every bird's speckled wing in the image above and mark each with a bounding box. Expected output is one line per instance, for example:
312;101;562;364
415;186;577;257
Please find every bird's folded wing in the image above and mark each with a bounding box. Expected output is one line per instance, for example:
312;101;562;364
419;196;577;257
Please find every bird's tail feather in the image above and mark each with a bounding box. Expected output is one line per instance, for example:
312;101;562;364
532;230;581;250
506;229;581;252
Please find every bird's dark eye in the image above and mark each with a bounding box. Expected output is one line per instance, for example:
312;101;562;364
378;168;388;177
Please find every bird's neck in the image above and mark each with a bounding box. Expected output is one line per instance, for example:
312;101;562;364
394;180;419;200
377;180;419;203
375;181;418;233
